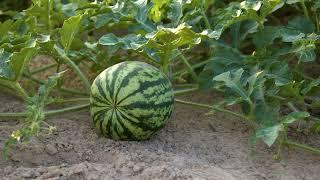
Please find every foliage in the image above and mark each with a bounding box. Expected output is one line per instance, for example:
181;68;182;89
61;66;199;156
0;0;319;157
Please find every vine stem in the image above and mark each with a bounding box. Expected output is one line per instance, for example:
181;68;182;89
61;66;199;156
287;102;320;122
0;103;90;119
45;103;90;116
174;88;198;95
180;54;198;82
51;98;90;104
60;55;91;93
30;63;57;75
24;72;89;96
285;140;320;155
173;59;211;77
59;88;90;96
173;84;198;88
13;82;29;101
315;12;320;31
201;11;211;29
300;0;310;20
175;99;252;122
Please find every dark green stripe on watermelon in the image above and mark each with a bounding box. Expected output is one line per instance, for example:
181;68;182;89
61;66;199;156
108;62;128;100
117;77;170;105
95;79;112;104
113;66;143;104
90;61;174;140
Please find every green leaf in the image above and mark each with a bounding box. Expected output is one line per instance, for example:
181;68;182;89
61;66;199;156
61;3;78;17
295;49;316;62
99;23;208;66
167;0;183;26
238;20;258;42
0;20;14;37
95;13;113;28
0;44;37;82
279;81;304;101
199;47;244;89
255;110;309;147
280;28;305;42
132;0;156;32
0;50;14;79
301;78;320;95
145;23;203;48
212;69;249;100
253;26;281;49
99;33;146;50
287;16;315;34
281;111;310;124
240;0;262;11
260;0;284;18
209;2;260;39
60;14;83;52
293;39;317;62
265;61;292;86
149;0;170;22
253;99;280;126
247;71;264;95
26;0;54;31
256;124;283;147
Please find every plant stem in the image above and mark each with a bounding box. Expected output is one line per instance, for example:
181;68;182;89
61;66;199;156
174;87;198;95
316;13;320;32
24;72;89;96
180;54;198;82
275;131;286;160
24;73;45;84
51;97;90;104
60;55;91;93
0;103;90;119
175;99;252;123
287;102;299;112
300;0;310;20
293;69;314;80
30;63;57;75
201;11;211;29
45;103;90;116
46;0;51;30
173;59;211;77
0;112;27;118
287;101;320;122
173;84;198;88
60;87;90;96
285;140;320;155
13;82;29;100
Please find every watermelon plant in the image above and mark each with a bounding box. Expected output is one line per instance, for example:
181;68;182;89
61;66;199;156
0;0;319;159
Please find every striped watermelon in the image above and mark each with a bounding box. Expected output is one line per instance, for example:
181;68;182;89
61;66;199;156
90;61;174;140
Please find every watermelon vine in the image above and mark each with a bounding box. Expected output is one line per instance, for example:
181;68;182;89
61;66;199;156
0;0;320;158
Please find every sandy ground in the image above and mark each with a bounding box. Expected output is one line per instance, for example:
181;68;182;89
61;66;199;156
0;91;320;180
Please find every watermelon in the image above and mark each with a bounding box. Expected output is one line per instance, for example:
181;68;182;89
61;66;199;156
90;61;174;140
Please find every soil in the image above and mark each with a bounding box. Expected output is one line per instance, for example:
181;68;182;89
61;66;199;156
0;92;320;180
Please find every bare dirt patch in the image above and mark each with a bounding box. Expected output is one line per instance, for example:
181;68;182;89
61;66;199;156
0;92;320;180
